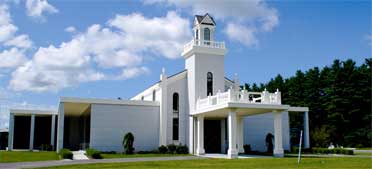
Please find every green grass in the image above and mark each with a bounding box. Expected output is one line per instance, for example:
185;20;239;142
101;153;191;159
0;151;59;163
355;152;372;156
35;157;372;169
357;148;372;150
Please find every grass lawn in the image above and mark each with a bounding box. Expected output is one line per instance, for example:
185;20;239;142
355;152;372;156
35;157;372;169
101;153;191;159
0;151;59;163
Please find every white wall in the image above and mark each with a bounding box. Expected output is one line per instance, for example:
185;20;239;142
90;103;160;152
166;76;189;145
243;112;290;152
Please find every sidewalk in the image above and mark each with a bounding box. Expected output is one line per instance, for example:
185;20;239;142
0;156;201;169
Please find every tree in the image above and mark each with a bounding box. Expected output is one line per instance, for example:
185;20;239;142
123;132;135;154
244;58;372;148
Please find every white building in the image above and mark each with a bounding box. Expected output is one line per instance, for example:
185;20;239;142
8;14;309;158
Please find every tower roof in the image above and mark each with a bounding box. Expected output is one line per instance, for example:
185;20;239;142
194;13;216;26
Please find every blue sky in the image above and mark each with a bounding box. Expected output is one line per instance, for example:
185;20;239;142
0;0;371;128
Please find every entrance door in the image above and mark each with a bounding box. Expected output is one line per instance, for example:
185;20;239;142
204;120;221;153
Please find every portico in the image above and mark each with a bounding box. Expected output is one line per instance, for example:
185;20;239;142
8;109;57;151
192;87;308;158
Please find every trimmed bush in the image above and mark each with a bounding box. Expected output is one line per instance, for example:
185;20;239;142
59;149;73;159
167;144;177;154
86;148;102;159
123;132;135;154
158;145;168;154
311;147;353;155
243;144;251;154
176;144;189;154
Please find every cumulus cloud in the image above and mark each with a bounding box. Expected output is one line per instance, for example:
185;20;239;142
0;48;27;68
65;26;76;33
117;67;150;80
9;11;191;92
25;0;58;21
0;4;33;69
144;0;279;47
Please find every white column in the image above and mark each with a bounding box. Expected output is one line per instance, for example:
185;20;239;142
8;113;14;151
56;103;64;152
221;119;226;153
196;116;205;155
304;111;310;148
188;116;194;154
159;72;168;146
50;115;56;149
273;111;284;157
29;114;35;151
237;116;244;153
228;111;238;159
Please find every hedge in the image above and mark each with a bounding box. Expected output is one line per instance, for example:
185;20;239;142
312;148;353;155
86;148;102;159
59;149;73;159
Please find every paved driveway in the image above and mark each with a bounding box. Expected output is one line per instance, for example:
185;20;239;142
0;156;201;169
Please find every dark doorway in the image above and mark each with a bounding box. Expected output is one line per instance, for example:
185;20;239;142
204;120;221;153
34;116;52;150
13;116;30;149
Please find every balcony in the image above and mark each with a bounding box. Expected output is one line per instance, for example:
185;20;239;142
182;39;226;57
196;88;282;113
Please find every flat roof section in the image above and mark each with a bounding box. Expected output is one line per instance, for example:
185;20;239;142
10;109;57;115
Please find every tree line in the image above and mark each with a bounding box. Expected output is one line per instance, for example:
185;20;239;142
242;58;371;148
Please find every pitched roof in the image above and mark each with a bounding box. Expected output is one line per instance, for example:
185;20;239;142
195;13;216;26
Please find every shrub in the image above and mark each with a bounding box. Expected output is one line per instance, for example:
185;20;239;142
123;132;135;154
311;147;353;155
167;144;177;154
158;145;168;154
243;144;251;154
59;149;73;159
86;148;102;159
176;144;189;154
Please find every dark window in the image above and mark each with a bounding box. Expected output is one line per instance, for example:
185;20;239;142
173;93;179;112
207;72;213;96
141;96;144;100
196;29;199;40
173;118;179;140
173;93;179;140
204;28;210;41
152;90;156;101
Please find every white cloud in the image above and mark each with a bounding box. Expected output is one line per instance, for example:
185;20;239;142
366;35;372;46
117;67;150;80
65;26;76;33
9;11;190;92
108;11;191;59
4;34;33;49
25;0;58;21
0;4;18;43
144;0;279;47
225;23;257;47
0;48;27;68
0;4;33;69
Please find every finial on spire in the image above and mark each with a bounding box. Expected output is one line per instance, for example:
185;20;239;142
162;67;166;75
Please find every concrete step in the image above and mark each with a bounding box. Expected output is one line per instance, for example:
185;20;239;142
72;150;89;160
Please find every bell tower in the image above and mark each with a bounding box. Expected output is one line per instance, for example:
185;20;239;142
182;14;227;153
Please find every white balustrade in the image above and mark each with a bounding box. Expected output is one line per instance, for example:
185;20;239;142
196;89;282;111
183;39;225;52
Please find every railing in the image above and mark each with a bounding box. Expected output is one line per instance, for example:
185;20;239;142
183;39;225;52
196;89;282;111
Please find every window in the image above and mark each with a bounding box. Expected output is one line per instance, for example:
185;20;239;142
141;96;144;100
196;29;199;40
152;90;156;101
204;28;210;41
207;72;213;96
172;93;179;140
